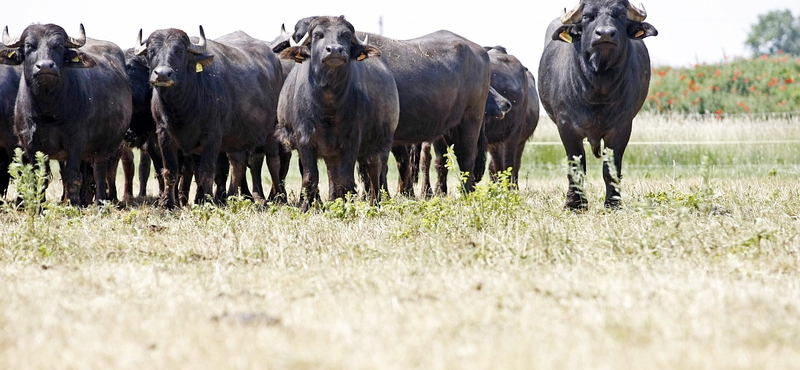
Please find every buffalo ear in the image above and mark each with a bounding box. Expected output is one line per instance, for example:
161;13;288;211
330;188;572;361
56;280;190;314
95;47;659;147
272;40;291;53
0;49;23;65
551;25;581;44
628;22;658;40
280;46;311;64
352;45;381;61
65;49;97;68
191;52;214;68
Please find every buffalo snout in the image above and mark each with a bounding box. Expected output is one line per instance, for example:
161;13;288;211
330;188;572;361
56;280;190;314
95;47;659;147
33;60;58;77
593;26;618;45
322;44;347;66
151;66;176;87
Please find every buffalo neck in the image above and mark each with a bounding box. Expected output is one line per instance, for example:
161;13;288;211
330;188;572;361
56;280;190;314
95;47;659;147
309;62;358;124
23;74;83;123
153;71;214;123
577;43;634;105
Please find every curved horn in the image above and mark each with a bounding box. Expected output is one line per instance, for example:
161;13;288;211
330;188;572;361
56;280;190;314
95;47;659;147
281;24;288;36
2;26;23;48
134;29;147;56
65;23;86;48
627;2;647;22
352;32;368;46
290;31;310;47
187;25;207;54
560;2;583;24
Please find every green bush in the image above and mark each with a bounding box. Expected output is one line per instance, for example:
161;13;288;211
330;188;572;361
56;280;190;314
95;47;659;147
644;54;800;116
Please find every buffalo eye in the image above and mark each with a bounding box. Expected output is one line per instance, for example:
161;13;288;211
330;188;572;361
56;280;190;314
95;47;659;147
313;32;323;40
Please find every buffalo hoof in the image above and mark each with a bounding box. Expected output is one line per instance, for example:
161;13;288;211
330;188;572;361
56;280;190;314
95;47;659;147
564;191;588;212
604;197;622;210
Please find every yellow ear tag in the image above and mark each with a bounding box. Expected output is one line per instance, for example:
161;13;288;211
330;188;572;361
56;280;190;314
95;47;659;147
71;56;80;63
559;30;573;44
196;62;203;73
8;50;15;58
357;53;367;61
635;30;645;38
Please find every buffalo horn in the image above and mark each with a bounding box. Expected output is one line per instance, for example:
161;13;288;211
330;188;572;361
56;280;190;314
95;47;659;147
290;31;310;47
2;26;22;48
281;24;288;36
560;2;583;24
134;29;147;55
627;2;647;22
65;24;87;48
187;25;207;54
354;33;368;46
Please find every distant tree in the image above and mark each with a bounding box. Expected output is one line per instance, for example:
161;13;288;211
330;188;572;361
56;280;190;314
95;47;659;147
746;9;800;56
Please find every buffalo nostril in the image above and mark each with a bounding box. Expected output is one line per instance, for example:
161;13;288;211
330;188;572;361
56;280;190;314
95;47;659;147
326;46;332;52
35;61;56;70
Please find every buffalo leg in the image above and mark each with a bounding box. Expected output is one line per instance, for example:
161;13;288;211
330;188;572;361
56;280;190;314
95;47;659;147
558;127;588;211
138;149;152;198
298;146;319;212
247;151;265;201
157;126;180;209
103;155;119;203
274;144;292;203
392;145;414;197
0;150;11;198
145;136;165;196
62;147;84;206
419;142;434;198
226;151;249;200
178;154;194;206
214;152;231;203
93;159;110;205
120;146;135;203
326;154;357;202
432;138;449;195
603;128;631;209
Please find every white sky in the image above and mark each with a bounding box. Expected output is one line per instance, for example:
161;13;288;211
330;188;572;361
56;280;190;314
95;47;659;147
5;0;800;75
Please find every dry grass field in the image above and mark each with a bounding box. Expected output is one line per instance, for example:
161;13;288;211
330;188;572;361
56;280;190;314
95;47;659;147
1;115;800;369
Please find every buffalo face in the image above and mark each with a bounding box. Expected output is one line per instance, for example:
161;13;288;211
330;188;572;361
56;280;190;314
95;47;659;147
280;16;379;68
124;49;151;110
0;24;95;90
485;86;512;121
135;27;213;89
552;1;657;72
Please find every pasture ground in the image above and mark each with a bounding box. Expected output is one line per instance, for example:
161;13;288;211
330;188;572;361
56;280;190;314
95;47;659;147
2;116;800;369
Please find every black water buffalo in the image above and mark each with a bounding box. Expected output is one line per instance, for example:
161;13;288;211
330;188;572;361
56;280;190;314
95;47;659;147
0;24;132;205
483;46;531;184
0;47;21;197
279;17;490;196
538;0;657;210
120;47;162;203
135;27;284;208
418;85;512;196
277;16;399;211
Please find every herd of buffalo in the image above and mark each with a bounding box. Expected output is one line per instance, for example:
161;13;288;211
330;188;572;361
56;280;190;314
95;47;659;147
0;0;657;211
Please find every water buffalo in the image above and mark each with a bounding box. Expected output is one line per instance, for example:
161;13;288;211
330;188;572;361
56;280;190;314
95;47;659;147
277;16;399;211
538;0;657;210
278;17;491;196
120;48;162;203
135;26;284;208
0;24;132;205
0;47;21;198
418;85;512;196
